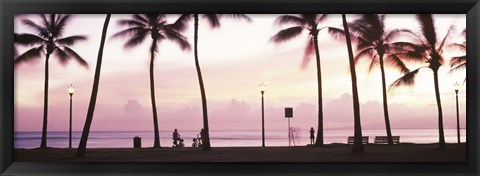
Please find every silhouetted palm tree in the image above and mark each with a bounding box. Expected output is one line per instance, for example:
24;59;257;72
389;14;454;149
14;14;88;148
170;14;251;150
271;14;336;146
342;14;364;153
113;14;191;148
449;29;466;82
76;14;111;158
349;14;412;145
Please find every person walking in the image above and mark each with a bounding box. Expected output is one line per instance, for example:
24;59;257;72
309;127;315;145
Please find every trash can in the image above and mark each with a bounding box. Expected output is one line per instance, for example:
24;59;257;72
133;136;141;148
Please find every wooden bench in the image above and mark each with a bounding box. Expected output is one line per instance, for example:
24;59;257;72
347;136;369;144
374;136;400;144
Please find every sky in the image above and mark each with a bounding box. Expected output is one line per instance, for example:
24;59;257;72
14;14;466;133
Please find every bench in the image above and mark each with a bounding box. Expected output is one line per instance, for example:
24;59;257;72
374;136;400;144
347;136;369;144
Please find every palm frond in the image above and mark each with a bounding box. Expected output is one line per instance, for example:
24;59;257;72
448;62;466;73
327;27;346;41
132;14;150;26
111;27;147;39
123;30;149;49
389;41;418;52
437;24;454;52
349;20;376;43
386;53;410;74
384;29;414;42
274;15;305;26
389;67;425;92
204;14;221;28
221;14;252;22
14;33;46;46
53;14;71;37
316;14;328;24
354;47;374;65
118;19;147;28
416;14;436;48
448;43;466;52
449;56;466;68
56;35;87;46
14;46;44;65
22;19;49;38
356;37;372;51
63;46;88;68
270;26;304;43
164;30;191;51
301;38;315;69
54;47;70;65
367;55;379;73
168;14;192;32
300;14;317;27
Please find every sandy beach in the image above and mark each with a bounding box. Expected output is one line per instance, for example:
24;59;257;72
14;143;466;162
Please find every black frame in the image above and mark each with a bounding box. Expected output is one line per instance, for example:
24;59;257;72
1;0;479;175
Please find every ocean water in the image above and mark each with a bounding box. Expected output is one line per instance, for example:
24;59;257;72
15;129;467;149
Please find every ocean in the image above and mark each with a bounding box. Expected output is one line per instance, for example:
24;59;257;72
15;129;467;149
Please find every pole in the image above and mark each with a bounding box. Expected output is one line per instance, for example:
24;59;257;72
69;93;73;148
288;118;291;147
455;90;460;144
261;92;265;147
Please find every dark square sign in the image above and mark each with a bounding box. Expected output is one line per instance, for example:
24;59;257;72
285;107;293;118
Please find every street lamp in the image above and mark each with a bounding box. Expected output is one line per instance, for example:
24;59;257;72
68;84;75;148
260;82;266;147
454;82;460;144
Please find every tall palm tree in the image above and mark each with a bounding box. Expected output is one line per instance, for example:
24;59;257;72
342;14;364;153
449;29;466;82
349;14;412;145
389;14;454;149
76;14;111;158
14;14;88;148
170;14;251;151
271;14;332;146
112;14;191;148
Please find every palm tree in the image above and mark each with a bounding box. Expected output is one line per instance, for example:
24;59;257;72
389;14;454;149
170;14;251;150
76;14;111;158
112;14;191;148
349;14;412;145
342;14;364;153
449;29;466;82
14;14;88;148
271;14;332;146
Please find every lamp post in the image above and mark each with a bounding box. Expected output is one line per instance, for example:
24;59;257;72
68;84;75;148
454;82;460;144
260;82;266;147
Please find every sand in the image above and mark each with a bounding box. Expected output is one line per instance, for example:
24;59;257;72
14;143;466;162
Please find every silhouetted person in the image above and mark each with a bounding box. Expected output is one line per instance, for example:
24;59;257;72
200;128;205;145
309;127;315;144
173;129;180;147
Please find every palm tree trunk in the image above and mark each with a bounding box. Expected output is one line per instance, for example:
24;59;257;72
433;70;446;149
40;53;50;149
76;14;111;157
313;34;324;146
150;40;161;148
378;53;393;145
194;14;211;151
342;14;364;153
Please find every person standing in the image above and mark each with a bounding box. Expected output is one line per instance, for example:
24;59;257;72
309;127;315;145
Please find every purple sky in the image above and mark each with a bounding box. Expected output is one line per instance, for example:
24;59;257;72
14;14;466;132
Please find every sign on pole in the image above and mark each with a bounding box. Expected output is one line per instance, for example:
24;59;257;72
285;107;293;118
